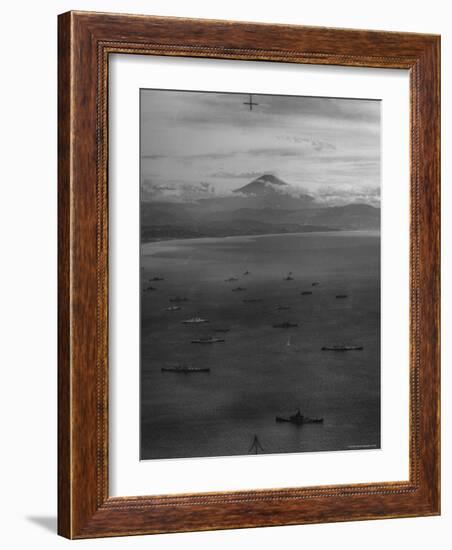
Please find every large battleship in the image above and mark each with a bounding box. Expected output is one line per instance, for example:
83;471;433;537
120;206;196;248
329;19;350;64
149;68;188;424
273;322;298;329
191;336;225;344
276;409;324;425
321;345;363;351
161;365;210;373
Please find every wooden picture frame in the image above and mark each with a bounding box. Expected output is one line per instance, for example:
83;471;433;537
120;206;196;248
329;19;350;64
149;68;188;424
58;11;440;539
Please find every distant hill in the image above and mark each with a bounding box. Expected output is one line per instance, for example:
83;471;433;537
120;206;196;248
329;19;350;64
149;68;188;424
204;204;380;230
289;204;380;230
141;174;380;241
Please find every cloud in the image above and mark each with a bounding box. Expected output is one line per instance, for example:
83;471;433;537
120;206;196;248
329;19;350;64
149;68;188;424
142;179;216;202
142;154;168;160
142;144;337;162
276;135;336;152
171;94;380;129
140;89;380;205
243;147;321;158
209;170;263;179
142;151;236;161
311;184;381;207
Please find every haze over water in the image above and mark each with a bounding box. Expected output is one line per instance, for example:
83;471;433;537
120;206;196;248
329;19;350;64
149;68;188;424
140;231;380;460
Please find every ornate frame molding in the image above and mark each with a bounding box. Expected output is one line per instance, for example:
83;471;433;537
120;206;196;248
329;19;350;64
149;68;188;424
58;11;440;538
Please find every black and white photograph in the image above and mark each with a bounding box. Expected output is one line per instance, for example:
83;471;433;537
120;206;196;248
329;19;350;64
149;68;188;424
140;89;381;460
1;0;445;545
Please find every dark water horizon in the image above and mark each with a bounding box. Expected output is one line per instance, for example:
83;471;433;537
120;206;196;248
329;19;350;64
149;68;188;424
140;231;381;460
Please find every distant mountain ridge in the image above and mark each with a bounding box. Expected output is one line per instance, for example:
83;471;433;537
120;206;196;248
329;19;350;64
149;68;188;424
141;174;380;242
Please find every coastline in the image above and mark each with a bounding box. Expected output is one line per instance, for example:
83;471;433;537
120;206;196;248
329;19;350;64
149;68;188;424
141;229;381;255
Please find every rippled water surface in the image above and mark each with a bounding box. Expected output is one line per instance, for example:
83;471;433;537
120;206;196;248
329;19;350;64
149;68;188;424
140;231;380;460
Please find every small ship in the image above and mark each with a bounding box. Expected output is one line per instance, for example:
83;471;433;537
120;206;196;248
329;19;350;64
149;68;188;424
225;277;239;282
275;305;291;311
284;272;294;281
273;322;298;329
164;305;181;311
321;345;363;351
149;276;164;281
213;328;230;333
301;291;313;295
191;336;225;344
276;409;324;425
243;298;263;303
243;270;251;276
336;294;348;299
232;287;247;292
143;286;157;292
181;317;209;324
169;296;189;302
312;282;320;287
161;365;210;373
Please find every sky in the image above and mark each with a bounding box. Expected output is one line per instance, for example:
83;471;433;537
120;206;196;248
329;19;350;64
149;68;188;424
140;89;381;206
